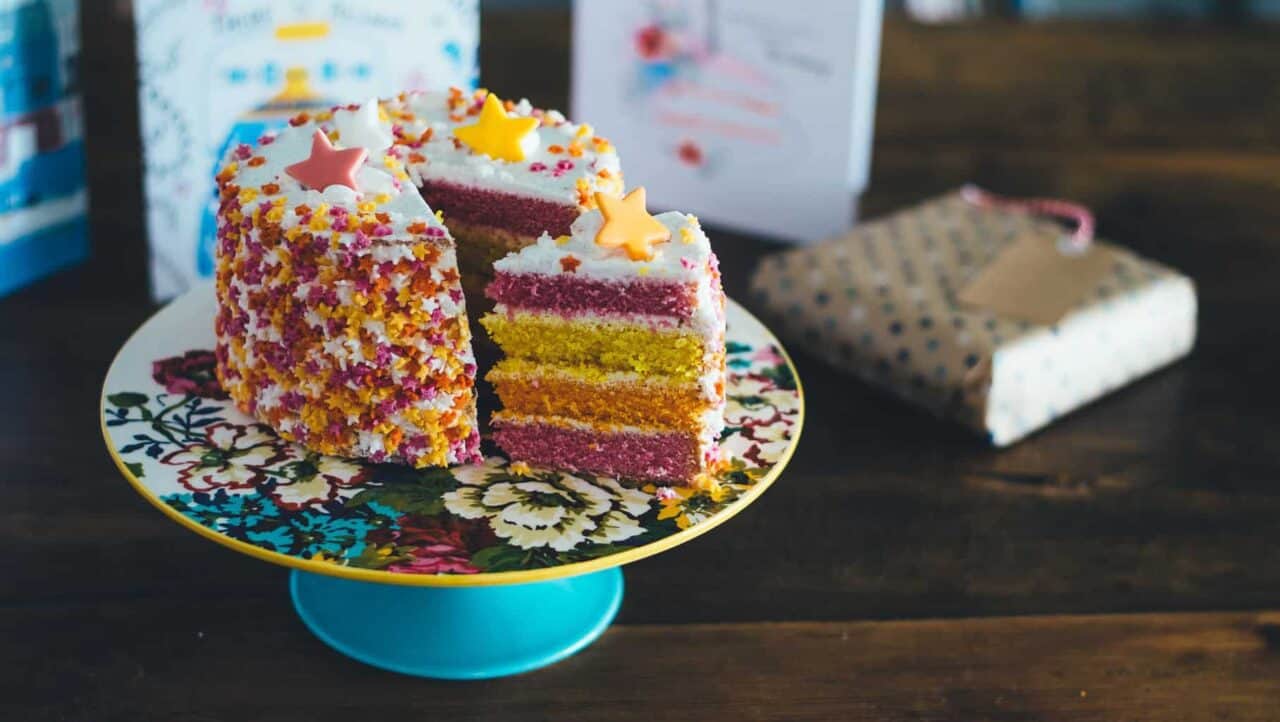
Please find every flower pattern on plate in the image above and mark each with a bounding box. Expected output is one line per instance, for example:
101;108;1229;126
446;460;650;552
105;327;800;576
161;422;283;491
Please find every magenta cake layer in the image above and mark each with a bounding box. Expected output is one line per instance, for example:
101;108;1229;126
486;272;697;318
493;419;702;483
418;180;580;239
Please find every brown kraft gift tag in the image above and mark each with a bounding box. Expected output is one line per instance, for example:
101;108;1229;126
958;232;1120;326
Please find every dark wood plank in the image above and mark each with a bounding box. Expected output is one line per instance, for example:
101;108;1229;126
876;20;1280;152
4;604;1279;721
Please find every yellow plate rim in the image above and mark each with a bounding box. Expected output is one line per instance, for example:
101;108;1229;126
101;291;804;588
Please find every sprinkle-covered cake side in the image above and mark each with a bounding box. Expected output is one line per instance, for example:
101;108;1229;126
214;100;481;468
381;88;623;287
480;188;727;485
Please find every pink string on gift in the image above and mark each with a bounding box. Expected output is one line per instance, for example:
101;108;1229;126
961;184;1095;253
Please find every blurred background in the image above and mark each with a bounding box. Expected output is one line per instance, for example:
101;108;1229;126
6;0;1279;302
6;2;1280;717
497;0;1280;20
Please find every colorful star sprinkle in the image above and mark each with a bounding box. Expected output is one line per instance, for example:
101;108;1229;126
453;93;540;162
593;187;671;261
285;129;367;192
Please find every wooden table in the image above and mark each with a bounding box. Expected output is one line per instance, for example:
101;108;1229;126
3;8;1278;721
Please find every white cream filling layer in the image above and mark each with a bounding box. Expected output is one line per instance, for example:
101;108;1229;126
493;210;711;283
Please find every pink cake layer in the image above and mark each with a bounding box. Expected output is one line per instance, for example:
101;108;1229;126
486;272;697;318
493;420;702;483
419;180;580;239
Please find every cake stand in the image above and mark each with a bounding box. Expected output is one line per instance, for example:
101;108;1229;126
101;282;803;679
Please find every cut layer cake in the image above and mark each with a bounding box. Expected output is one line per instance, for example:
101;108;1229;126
481;188;727;485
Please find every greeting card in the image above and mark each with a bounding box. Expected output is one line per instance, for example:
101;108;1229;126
572;0;882;243
133;0;479;300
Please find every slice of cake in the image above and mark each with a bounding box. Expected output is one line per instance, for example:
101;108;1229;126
480;188;727;485
214;101;481;467
381;88;623;289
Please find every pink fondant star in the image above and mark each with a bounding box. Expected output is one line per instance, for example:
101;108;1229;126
285;129;367;192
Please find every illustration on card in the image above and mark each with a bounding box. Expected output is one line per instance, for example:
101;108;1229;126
627;1;832;181
196;62;338;276
134;0;479;299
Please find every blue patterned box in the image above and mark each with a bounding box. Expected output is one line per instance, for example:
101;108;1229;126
1;0;89;297
749;191;1197;445
133;0;479;300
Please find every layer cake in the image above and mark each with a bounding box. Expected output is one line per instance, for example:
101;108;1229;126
214;101;481;467
381;88;624;289
481;188;727;484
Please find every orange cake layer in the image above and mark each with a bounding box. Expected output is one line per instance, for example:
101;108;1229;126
487;360;714;428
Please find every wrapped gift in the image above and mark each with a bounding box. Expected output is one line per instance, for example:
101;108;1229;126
133;0;479;300
748;188;1197;445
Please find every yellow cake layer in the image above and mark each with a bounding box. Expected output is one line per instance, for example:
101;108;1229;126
479;312;708;379
488;359;711;428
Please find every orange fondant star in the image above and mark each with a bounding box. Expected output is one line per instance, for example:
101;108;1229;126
593;187;671;261
453;93;540;162
285;130;367;192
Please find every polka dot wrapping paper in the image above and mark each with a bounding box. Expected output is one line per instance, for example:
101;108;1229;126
748;190;1196;445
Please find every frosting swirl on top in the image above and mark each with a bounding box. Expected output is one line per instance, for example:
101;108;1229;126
494;209;712;283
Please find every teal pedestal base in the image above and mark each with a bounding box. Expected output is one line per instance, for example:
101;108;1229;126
289;567;624;679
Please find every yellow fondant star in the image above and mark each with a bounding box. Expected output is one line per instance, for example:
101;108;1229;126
594;188;672;261
453;93;539;162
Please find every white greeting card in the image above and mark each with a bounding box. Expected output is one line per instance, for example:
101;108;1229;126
572;0;882;244
134;0;479;300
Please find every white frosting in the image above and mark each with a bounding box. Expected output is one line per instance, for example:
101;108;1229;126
255;383;284;412
493;210;712;283
224;114;445;246
331;99;393;154
224;91;624;250
385;90;623;206
355;430;387;458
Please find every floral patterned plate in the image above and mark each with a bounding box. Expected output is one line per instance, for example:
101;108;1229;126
102;282;803;587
